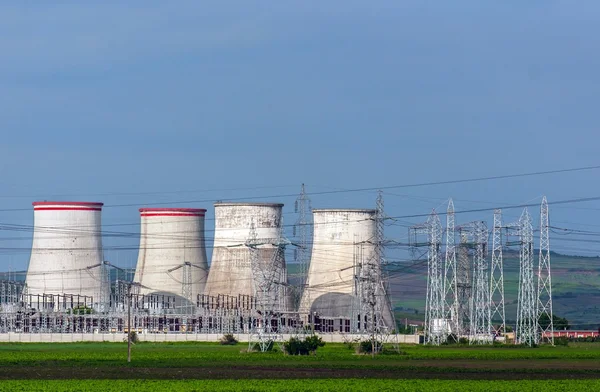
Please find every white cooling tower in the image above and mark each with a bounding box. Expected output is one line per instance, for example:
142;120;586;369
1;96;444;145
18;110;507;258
26;201;106;301
204;202;287;302
134;208;209;301
300;209;394;326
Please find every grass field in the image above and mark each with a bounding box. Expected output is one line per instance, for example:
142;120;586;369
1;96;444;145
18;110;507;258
0;341;599;390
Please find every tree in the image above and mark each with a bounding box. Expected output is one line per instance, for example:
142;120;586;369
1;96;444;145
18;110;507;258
539;313;570;331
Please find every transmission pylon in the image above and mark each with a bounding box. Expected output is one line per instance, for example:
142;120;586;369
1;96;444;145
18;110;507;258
410;211;444;345
376;191;395;337
358;191;392;353
516;209;537;346
295;184;313;321
537;196;553;344
469;221;491;344
443;199;458;339
182;262;192;312
456;230;472;337
247;218;289;352
489;209;506;338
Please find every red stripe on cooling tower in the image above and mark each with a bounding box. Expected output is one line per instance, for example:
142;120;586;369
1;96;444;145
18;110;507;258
141;213;205;217
139;208;206;213
32;201;104;207
34;207;102;211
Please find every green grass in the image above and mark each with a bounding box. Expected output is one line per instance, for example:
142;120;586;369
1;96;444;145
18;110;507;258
0;379;599;392
0;342;599;367
0;341;599;388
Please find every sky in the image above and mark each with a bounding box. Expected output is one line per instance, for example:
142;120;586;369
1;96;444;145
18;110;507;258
1;0;600;272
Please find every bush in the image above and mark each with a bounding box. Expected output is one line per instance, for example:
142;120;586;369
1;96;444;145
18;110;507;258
219;334;238;345
125;331;139;344
283;335;325;355
554;336;569;346
356;339;382;354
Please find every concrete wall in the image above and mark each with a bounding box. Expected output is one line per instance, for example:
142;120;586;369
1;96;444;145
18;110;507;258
26;202;106;301
0;332;420;344
134;208;209;299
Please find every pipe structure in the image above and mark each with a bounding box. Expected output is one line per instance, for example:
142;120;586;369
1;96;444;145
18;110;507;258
204;202;287;302
134;208;208;301
300;209;394;327
25;201;107;302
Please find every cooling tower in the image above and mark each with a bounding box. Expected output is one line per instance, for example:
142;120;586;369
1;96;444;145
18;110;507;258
204;202;288;307
134;208;209;301
300;209;394;327
26;201;107;301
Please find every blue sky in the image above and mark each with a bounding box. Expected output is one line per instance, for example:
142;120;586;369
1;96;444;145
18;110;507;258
1;1;599;271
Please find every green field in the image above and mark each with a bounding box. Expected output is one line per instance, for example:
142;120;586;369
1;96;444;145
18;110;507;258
0;341;599;390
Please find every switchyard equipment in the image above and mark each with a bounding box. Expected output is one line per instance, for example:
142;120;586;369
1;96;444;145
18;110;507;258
300;209;394;334
133;208;209;307
415;198;553;346
25;202;108;305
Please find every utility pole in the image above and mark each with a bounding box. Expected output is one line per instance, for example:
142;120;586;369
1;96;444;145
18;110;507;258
127;283;132;363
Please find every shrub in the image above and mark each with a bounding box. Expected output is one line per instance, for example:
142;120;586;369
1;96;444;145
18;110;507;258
125;331;139;344
283;335;325;355
554;336;569;346
219;334;238;345
356;339;382;354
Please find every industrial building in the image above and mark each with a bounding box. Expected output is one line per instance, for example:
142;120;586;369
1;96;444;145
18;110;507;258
0;197;396;341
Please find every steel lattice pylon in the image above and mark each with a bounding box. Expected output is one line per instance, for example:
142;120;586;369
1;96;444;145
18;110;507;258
489;209;506;337
537;196;553;344
516;209;538;346
182;262;192;314
410;211;444;345
443;199;458;339
295;184;313;320
376;191;395;337
456;230;472;337
247;218;289;352
469;221;491;344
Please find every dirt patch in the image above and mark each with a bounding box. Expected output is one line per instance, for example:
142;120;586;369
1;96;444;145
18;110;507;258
1;360;599;380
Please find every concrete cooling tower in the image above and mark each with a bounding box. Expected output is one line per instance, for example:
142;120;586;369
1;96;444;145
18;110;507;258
204;202;288;307
300;209;394;327
26;201;107;301
134;208;209;301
